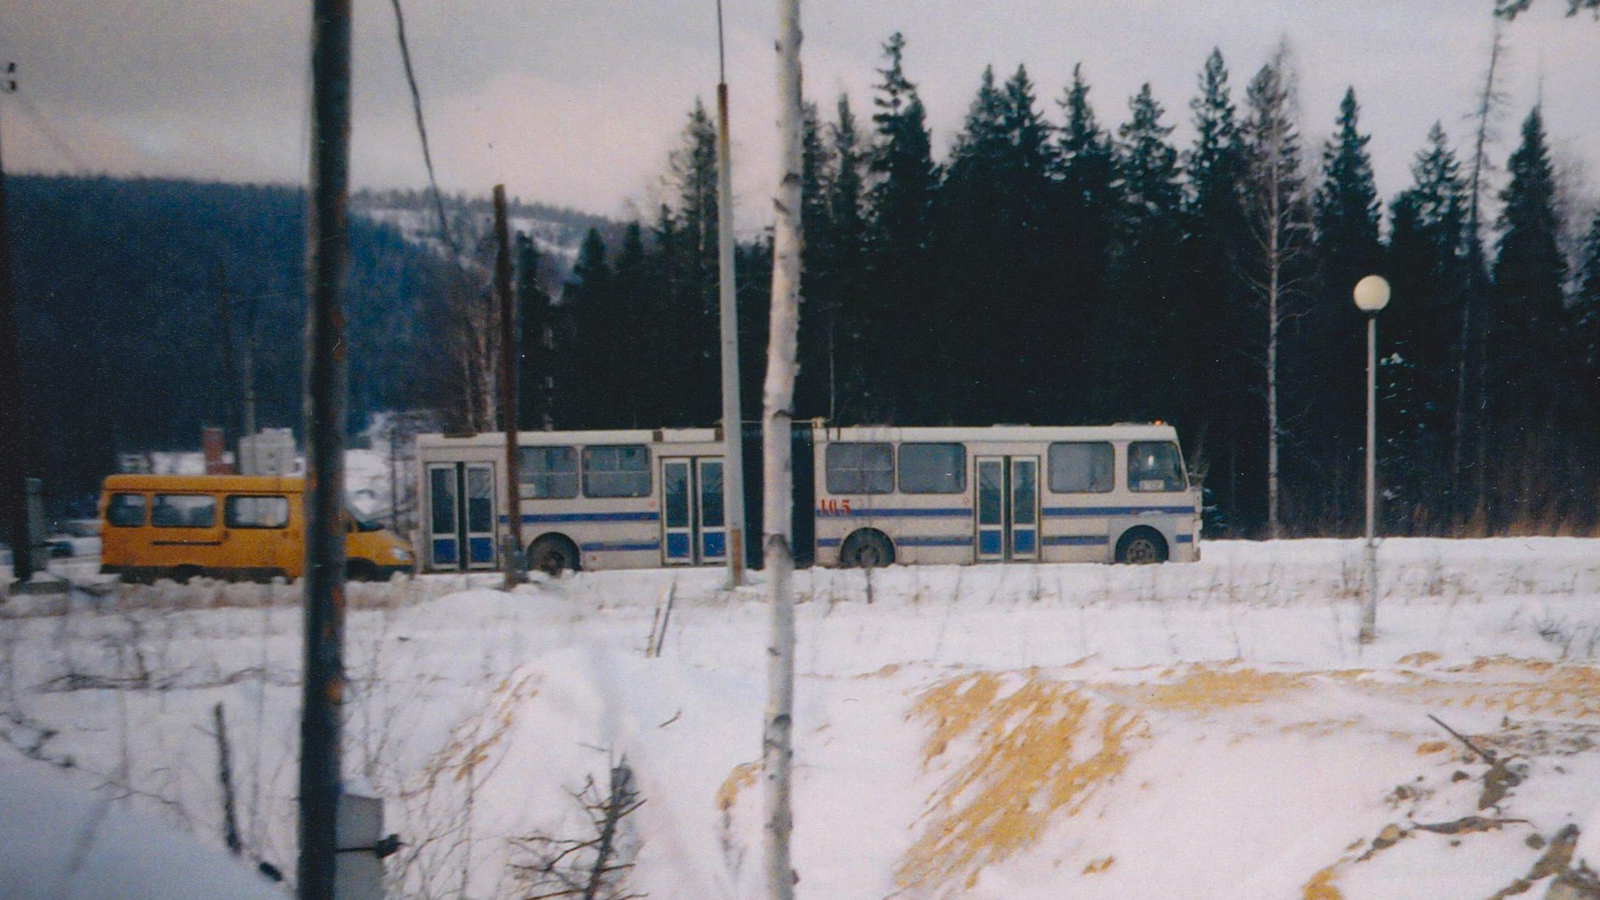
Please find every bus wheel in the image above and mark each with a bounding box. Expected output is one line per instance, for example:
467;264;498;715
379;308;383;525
528;535;579;577
839;530;894;569
346;559;378;582
1115;527;1168;564
170;565;203;584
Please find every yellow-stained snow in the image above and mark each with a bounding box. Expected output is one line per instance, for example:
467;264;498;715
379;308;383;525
897;673;1141;893
893;660;1600;899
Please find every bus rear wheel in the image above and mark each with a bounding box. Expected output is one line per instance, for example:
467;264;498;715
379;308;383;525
839;530;894;569
1115;527;1168;564
527;535;579;576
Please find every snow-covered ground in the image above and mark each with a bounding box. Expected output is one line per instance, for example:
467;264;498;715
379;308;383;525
6;538;1600;899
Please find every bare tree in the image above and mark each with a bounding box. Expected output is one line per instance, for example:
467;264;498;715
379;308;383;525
1495;0;1600;18
506;761;645;900
763;0;804;898
1240;42;1313;537
1455;28;1507;530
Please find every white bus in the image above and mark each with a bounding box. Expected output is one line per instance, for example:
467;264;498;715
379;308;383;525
414;421;1199;574
416;428;737;575
811;423;1200;566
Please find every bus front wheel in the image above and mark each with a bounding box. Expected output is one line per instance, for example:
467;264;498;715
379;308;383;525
1115;527;1168;564
527;535;579;576
839;530;894;569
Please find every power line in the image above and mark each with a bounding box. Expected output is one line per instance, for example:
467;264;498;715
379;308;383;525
10;93;90;173
388;0;459;259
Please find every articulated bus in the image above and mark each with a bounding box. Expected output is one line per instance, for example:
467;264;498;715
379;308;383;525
414;421;1200;574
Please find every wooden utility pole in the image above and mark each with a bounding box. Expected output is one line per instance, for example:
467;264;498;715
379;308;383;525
763;1;803;897
494;185;524;587
0;63;33;585
715;0;747;586
297;1;351;897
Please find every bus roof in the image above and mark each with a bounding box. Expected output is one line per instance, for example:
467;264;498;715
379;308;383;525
102;474;306;493
814;422;1181;444
417;428;722;448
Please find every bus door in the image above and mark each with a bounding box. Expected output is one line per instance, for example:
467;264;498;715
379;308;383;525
975;456;1039;562
660;457;727;566
427;462;498;570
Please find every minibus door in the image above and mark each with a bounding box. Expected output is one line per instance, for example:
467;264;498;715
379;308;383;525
975;455;1039;562
660;457;727;566
427;462;498;571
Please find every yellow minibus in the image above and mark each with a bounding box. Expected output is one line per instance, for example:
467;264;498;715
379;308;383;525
99;474;412;583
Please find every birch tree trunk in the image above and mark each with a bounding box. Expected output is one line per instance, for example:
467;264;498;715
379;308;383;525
763;0;803;897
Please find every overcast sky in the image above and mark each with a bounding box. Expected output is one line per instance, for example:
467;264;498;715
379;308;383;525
1;0;1595;230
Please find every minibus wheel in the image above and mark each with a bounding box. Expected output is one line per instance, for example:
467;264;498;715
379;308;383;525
170;565;203;584
1115;527;1168;564
346;559;378;582
839;529;894;569
528;535;579;576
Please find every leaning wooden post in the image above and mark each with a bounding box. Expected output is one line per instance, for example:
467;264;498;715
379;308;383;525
763;0;803;897
494;184;524;587
297;0;351;896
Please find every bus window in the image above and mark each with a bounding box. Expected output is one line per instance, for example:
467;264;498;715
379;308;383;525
898;443;965;494
225;495;290;529
583;445;651;498
826;442;893;495
520;446;579;499
152;494;216;528
1128;441;1186;492
1048;442;1114;493
106;493;146;528
466;467;496;531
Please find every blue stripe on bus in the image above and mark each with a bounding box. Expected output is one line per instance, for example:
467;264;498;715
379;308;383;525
897;535;974;548
1176;534;1194;544
1042;535;1111;546
501;511;660;524
579;541;661;553
817;538;842;548
1042;506;1194;517
817;507;970;518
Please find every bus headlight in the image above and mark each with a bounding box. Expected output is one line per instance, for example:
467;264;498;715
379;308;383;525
390;546;411;562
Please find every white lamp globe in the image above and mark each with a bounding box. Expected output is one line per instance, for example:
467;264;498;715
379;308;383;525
1353;274;1391;313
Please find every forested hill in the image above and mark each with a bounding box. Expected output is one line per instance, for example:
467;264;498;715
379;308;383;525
7;175;540;516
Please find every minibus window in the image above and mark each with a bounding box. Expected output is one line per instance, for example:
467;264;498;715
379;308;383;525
226;496;290;529
106;493;146;528
152;494;217;528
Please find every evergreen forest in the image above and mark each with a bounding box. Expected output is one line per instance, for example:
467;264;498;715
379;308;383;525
532;38;1600;538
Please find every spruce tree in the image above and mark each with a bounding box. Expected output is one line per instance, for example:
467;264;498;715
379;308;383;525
1304;87;1384;533
867;32;938;422
816;95;871;423
1488;106;1574;527
1383;123;1470;531
611;222;651;427
1052;64;1118;423
1181;48;1256;533
1092;84;1185;424
663;103;723;425
514;233;553;430
558;229;615;428
1574;211;1600;389
936;64;1055;423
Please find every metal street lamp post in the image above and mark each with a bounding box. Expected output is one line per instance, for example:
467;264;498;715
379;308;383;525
1353;274;1391;644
